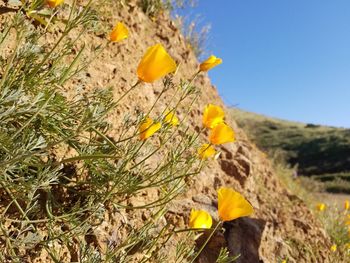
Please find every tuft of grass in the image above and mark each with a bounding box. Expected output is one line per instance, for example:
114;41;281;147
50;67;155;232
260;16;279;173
139;0;195;17
175;14;211;59
140;0;171;17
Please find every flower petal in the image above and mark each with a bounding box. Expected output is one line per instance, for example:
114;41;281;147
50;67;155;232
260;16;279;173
139;117;161;140
46;0;64;7
110;22;129;42
137;44;177;83
217;187;254;221
202;104;225;129
209;123;235;145
200;55;222;72
164;110;179;126
189;209;212;229
198;143;216;159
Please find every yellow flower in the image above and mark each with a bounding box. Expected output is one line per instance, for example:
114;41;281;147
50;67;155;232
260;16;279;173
346;243;350;250
209;123;235;145
330;244;337;252
346;214;350;225
109;22;129;42
345;200;350;210
316;203;326;212
202;104;225;129
198;143;216;159
199;55;222;72
164;110;179;126
46;0;64;8
217;187;254;222
139;117;161;140
281;260;287;263
189;209;212;229
137;44;177;83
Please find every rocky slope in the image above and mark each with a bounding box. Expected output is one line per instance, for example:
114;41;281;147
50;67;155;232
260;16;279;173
77;2;332;262
0;0;334;262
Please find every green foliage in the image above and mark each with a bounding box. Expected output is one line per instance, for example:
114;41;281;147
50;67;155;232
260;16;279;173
139;0;195;17
140;0;171;17
0;2;212;262
270;160;350;261
231;108;350;193
318;206;349;245
316;204;350;260
216;247;239;263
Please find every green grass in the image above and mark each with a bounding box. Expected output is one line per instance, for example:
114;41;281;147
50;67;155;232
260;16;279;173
230;108;350;193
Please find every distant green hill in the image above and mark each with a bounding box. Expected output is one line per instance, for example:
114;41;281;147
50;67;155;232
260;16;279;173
230;108;350;191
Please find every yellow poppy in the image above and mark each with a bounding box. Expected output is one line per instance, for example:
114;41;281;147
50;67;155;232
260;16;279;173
198;143;216;159
46;0;64;8
217;187;254;222
202;104;225;129
345;200;350;210
109;22;129;42
316;203;326;212
189;209;212;229
139;117;161;140
346;243;350;250
164;110;179;126
199;55;222;72
137;44;177;83
330;244;337;252
209;123;235;145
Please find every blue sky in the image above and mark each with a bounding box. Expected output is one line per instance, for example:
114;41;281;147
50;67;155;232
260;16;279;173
181;0;350;128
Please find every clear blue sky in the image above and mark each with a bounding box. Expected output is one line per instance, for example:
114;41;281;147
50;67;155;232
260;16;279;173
181;0;350;128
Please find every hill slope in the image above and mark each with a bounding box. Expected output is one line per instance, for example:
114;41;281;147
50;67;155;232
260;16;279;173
231;108;350;176
0;1;337;262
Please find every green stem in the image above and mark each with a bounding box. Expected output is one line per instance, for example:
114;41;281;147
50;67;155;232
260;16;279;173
0;29;21;89
0;181;33;228
190;222;222;263
115;80;141;105
10;92;55;140
59;154;120;164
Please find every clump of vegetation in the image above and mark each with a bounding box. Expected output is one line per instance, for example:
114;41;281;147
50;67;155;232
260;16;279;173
177;15;211;59
314;201;350;260
231;108;350;193
269;158;350;261
139;0;195;17
140;0;172;17
139;0;210;59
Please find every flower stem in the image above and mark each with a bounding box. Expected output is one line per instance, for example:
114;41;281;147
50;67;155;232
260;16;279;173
115;80;141;105
190;221;222;263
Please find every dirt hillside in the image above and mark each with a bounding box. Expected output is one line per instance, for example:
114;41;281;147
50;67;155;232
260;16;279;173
0;0;334;262
70;1;333;262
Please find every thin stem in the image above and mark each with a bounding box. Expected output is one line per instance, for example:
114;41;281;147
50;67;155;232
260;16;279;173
0;28;21;89
115;80;141;105
190;222;222;263
10;92;55;140
0;180;33;227
59;153;120;164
